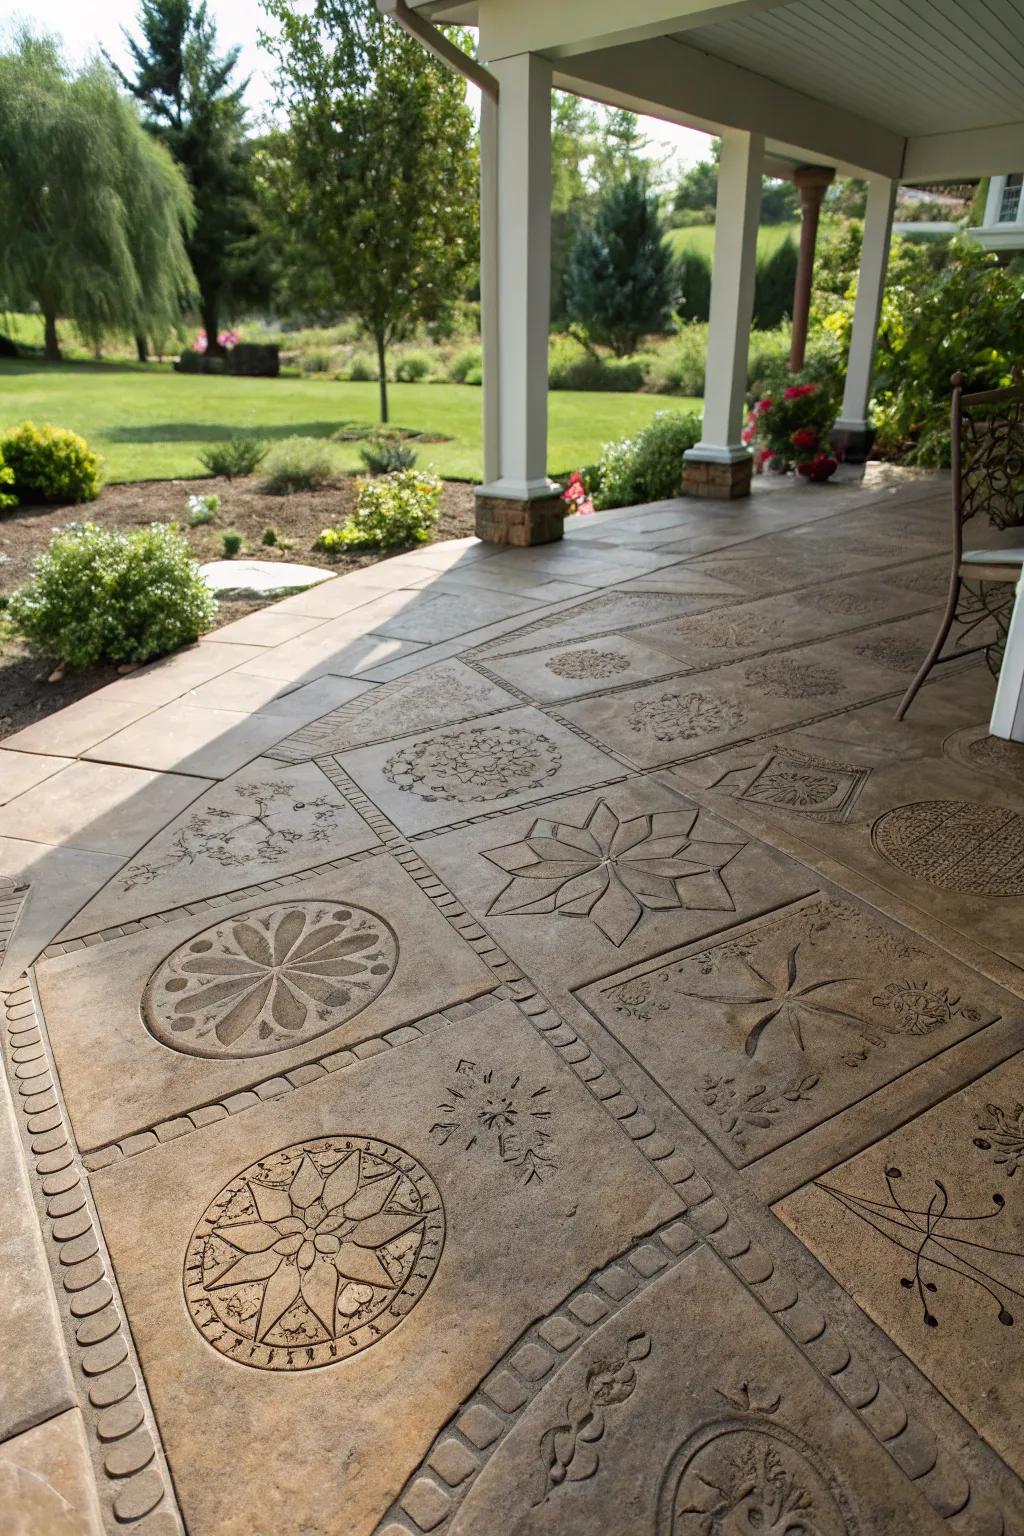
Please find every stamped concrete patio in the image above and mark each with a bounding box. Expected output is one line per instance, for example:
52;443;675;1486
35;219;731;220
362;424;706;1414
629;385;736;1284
2;465;1023;1536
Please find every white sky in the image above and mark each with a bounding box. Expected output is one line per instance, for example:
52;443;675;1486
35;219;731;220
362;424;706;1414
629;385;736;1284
13;0;713;168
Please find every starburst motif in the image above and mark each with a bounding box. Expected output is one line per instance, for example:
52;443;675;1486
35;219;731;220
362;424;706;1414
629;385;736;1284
482;800;744;945
686;941;874;1058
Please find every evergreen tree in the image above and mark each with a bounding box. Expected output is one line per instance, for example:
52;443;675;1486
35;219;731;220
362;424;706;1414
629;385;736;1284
108;0;256;352
753;237;798;328
0;31;194;360
259;0;478;423
566;172;673;356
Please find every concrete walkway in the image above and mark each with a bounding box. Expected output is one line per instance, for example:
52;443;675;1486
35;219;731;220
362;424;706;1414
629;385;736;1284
1;466;1022;1535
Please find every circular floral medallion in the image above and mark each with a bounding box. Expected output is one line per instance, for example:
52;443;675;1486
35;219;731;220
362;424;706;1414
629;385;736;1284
943;726;1024;784
871;799;1024;896
383;724;562;804
184;1136;444;1370
143;901;398;1058
546;648;630;680
628;690;745;744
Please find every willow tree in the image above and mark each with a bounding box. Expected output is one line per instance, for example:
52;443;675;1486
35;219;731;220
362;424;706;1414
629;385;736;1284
261;0;478;422
0;32;194;360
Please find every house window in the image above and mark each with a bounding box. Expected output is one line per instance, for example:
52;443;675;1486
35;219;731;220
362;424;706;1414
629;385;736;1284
998;174;1024;223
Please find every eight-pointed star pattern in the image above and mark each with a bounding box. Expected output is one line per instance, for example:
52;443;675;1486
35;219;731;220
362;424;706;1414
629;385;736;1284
482;800;745;946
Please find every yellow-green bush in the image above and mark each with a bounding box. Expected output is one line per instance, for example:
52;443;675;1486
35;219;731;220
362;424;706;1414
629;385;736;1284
0;422;102;503
317;468;441;551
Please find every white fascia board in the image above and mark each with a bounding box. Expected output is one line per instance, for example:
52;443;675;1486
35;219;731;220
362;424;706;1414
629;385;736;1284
970;224;1024;252
903;124;1024;182
477;0;793;62
554;37;905;179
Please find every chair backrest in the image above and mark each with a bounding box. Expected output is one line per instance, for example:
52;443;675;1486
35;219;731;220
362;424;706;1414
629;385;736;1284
951;369;1024;559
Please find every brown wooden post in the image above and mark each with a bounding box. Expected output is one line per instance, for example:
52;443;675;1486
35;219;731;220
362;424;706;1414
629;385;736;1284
789;165;835;372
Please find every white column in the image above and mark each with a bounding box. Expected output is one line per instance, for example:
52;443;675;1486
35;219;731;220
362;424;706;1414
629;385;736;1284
685;129;764;465
835;173;897;435
990;573;1024;742
477;52;559;501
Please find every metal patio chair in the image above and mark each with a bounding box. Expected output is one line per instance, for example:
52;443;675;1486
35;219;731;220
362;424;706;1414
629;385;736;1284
895;369;1024;720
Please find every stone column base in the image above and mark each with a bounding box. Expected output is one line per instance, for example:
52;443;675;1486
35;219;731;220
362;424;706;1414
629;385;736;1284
830;422;876;464
474;491;564;547
683;456;753;500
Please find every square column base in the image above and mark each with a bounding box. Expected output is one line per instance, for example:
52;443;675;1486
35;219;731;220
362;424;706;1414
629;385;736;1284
683;455;753;500
474;490;564;547
830;421;876;464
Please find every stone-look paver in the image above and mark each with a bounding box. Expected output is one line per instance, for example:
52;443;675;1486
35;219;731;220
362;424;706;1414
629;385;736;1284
1;466;1023;1535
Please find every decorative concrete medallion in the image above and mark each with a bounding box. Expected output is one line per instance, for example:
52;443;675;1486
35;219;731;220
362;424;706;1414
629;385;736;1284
184;1136;444;1370
545;648;630;680
744;657;842;699
943;725;1024;784
716;750;869;822
657;1418;853;1535
854;635;923;672
383;724;562;804
143;901;398;1058
871;800;1024;896
629;691;746;744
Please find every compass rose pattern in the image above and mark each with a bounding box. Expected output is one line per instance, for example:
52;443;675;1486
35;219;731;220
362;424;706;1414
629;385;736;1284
184;1137;444;1369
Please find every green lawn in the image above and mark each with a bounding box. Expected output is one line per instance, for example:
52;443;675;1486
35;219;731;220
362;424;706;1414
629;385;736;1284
0;360;699;483
665;221;799;261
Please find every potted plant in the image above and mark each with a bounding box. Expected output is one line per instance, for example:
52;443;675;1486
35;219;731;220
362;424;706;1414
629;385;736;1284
745;382;838;481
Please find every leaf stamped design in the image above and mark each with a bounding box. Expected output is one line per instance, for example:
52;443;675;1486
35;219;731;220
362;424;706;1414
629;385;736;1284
535;1333;651;1504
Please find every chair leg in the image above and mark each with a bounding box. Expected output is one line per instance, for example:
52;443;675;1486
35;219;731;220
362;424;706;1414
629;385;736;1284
895;576;961;721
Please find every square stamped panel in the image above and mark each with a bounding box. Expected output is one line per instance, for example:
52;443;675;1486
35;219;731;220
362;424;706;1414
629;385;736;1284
335;705;627;835
471;588;733;659
472;633;686;704
87;1003;681;1536
35;852;495;1151
776;1051;1024;1480
416;775;816;1001
443;1242;948;1536
575;892;1013;1169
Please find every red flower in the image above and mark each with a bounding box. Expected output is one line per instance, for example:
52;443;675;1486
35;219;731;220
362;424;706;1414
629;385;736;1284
757;396;774;412
791;427;819;449
783;383;817;399
796;453;837;482
741;425;754;444
758;449;776;465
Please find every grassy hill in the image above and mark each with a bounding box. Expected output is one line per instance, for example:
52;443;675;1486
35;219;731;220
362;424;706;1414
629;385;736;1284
665;221;799;260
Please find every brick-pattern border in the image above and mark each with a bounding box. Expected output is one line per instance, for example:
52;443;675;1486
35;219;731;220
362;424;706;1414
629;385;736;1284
375;1220;701;1534
0;874;30;960
1;979;182;1535
80;991;502;1172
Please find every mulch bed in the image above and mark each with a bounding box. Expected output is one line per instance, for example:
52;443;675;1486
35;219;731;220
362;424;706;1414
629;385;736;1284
0;476;476;742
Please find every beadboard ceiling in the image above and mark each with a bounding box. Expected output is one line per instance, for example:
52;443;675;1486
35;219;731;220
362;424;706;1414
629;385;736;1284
679;0;1024;138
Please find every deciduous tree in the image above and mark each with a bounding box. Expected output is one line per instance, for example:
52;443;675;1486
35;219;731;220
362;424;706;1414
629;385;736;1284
259;0;478;423
0;31;194;361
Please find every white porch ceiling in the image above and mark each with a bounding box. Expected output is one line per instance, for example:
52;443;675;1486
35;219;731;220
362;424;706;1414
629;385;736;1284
680;0;1024;139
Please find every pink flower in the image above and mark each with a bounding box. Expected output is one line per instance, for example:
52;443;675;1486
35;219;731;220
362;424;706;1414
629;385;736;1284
195;330;208;354
741;425;754;444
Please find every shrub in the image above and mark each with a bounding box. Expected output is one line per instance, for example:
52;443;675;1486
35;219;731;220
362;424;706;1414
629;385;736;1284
448;345;482;383
198;436;268;480
464;365;483;386
359;436;418;474
317;468;442;551
0;448;16;512
548;335;648;392
187;492;220;526
222;531;243;558
394;350;432;383
301;349;332;373
261;527;278;546
260;437;335;495
1;423;102;504
348;352;378;382
8;522;216;668
592;411;702;510
646;324;708;396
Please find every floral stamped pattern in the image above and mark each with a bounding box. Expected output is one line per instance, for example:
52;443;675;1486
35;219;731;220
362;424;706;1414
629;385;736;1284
545;648;631;681
744;657;843;700
483;800;744;946
872;980;982;1035
535;1333;651;1505
383;724;562;804
144;901;398;1058
628;690;746;745
974;1101;1024;1179
184;1137;444;1370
